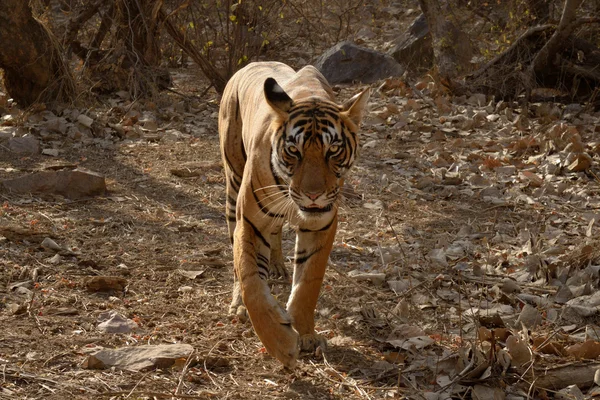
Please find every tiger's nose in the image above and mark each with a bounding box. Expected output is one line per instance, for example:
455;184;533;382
306;191;323;201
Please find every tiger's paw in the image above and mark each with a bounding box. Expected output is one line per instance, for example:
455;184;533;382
246;298;299;368
228;304;248;322
269;256;290;280
299;333;328;354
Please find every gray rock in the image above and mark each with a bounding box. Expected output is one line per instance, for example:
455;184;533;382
83;343;194;371
390;14;433;73
0;126;15;141
97;311;139;334
8;136;40;154
2;168;106;199
314;41;404;84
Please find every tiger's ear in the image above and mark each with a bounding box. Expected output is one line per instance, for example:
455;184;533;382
264;77;293;116
342;87;370;126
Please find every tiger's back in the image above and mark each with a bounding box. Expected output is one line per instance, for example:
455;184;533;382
218;61;369;368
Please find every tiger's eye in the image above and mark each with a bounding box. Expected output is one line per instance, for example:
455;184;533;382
288;145;299;153
329;145;340;153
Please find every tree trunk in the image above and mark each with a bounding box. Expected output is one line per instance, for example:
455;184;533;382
418;0;472;85
0;0;74;107
530;0;584;73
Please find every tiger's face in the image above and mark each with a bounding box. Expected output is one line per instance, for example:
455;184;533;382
264;77;369;223
271;101;358;221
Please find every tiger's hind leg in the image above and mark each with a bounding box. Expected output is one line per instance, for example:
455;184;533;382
218;92;247;318
224;169;247;318
287;216;338;353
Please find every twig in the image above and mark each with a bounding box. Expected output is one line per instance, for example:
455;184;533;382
126;372;150;398
435;342;477;393
175;349;196;395
96;391;215;398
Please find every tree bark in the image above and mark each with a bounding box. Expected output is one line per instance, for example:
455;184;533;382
0;0;74;107
418;0;473;84
530;0;584;73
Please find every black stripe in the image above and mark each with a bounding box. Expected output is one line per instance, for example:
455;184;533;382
241;140;247;163
243;216;270;249
295;246;323;265
229;175;241;191
257;261;269;280
257;253;269;264
227;215;236;222
270;148;291;185
299;218;335;232
250;182;286;219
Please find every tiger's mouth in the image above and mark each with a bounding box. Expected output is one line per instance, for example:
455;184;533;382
298;203;333;213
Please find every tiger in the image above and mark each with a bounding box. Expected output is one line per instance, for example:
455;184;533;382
218;61;369;368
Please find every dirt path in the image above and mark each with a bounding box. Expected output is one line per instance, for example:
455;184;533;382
2;75;600;399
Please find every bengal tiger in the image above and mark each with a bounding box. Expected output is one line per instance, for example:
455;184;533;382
218;61;369;368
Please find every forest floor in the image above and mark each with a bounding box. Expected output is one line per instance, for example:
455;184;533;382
1;63;600;400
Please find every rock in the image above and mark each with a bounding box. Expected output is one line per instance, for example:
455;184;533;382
42;148;60;157
8;136;40;154
2;168;106;199
77;114;94;128
41;237;63;252
97;311;139;334
7;303;27;315
500;278;521;294
83;343;194;371
85;276;128;292
0;126;15;141
314;41;405;84
555;385;584;400
389;14;433;73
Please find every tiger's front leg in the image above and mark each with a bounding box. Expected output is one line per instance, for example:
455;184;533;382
234;218;299;368
287;216;338;352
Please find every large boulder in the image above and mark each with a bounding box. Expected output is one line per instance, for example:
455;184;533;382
390;14;434;73
314;41;404;85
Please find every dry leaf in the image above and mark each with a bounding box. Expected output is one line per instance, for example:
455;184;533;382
566;340;600;359
506;336;532;367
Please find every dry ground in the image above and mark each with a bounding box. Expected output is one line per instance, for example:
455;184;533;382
1;68;600;400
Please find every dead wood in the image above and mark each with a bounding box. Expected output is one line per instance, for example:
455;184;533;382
530;362;600;391
0;0;75;107
158;9;227;93
464;0;600;101
530;0;584;74
63;0;171;96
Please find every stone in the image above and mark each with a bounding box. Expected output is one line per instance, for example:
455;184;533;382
8;136;40;154
2;168;106;199
97;311;139;334
389;14;433;73
314;41;404;85
77;114;94;128
83;343;194;371
85;276;128;292
0;126;15;141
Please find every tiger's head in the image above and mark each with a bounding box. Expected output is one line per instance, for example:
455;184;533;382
264;78;370;222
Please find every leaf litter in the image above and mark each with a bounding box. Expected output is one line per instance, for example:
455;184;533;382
0;72;600;400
